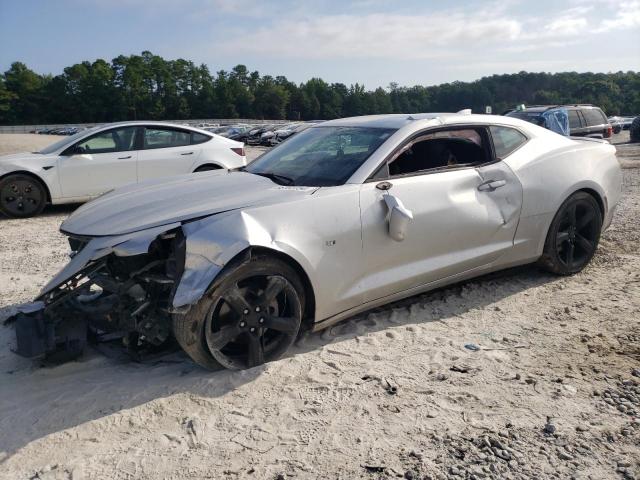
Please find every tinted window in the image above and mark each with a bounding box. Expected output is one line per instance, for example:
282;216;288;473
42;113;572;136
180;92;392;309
39;126;102;154
389;128;487;176
75;127;137;154
144;128;191;149
245;126;395;186
582;108;607;127
489;126;527;159
191;132;211;145
568;110;582;129
506;111;545;126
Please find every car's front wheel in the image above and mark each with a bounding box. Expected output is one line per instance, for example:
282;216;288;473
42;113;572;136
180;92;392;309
538;191;602;275
0;174;47;218
173;255;304;370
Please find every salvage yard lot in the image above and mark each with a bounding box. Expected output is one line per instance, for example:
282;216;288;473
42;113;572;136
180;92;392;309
0;133;639;479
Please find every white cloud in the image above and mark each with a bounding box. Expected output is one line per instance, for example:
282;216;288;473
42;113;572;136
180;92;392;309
209;1;639;61
219;9;523;60
594;0;640;32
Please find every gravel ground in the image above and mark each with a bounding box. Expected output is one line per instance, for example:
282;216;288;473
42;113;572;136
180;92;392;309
0;132;639;480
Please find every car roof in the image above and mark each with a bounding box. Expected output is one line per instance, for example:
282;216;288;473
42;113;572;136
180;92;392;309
511;104;599;113
315;113;532;130
319;113;448;129
89;121;214;137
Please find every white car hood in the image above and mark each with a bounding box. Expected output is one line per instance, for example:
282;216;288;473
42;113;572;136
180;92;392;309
61;171;319;237
0;152;50;166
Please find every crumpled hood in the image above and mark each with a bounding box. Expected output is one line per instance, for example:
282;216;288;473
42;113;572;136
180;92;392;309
61;171;319;237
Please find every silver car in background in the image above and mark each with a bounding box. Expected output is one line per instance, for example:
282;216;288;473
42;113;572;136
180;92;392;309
11;113;622;370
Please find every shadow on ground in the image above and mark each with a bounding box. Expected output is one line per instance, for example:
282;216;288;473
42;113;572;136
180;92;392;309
0;262;555;459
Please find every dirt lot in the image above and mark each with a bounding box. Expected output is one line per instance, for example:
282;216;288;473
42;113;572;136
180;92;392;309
0;133;639;480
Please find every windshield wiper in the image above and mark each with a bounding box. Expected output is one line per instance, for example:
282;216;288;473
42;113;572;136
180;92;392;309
250;171;295;186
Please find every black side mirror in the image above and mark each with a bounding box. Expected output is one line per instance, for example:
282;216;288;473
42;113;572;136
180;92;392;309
64;145;85;156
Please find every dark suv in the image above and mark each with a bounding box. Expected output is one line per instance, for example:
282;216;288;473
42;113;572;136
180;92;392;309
506;105;612;139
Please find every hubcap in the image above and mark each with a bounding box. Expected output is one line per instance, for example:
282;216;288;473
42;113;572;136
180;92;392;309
1;179;42;216
204;275;301;369
555;201;599;269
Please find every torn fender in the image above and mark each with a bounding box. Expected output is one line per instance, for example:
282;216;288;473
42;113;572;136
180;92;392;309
39;223;181;298
172;210;292;308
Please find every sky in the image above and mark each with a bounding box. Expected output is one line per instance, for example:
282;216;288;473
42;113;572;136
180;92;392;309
0;0;638;88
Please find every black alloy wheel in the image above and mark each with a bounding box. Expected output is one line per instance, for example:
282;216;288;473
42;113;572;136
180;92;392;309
539;191;602;275
173;255;304;370
0;174;47;218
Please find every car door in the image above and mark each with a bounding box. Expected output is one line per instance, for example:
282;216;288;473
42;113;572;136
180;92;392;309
357;126;523;304
57;126;138;199
568;109;586;137
137;126;203;181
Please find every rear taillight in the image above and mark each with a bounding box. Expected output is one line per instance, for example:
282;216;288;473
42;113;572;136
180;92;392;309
605;125;612;138
231;147;245;156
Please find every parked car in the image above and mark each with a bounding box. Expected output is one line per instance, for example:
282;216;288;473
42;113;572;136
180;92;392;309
268;123;303;145
608;116;635;134
507;105;612;139
259;124;293;145
0;121;246;218
631;116;640;143
11;113;621;370
245;124;281;145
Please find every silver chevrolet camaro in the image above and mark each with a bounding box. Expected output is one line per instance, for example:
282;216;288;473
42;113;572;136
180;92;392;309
11;113;622;370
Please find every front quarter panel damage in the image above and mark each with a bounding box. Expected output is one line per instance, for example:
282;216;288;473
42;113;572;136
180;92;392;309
40;223;182;297
174;185;364;321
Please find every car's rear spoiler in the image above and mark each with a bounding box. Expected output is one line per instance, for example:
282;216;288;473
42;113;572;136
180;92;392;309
569;136;610;144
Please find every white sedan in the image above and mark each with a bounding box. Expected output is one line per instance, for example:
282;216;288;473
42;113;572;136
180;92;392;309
0;121;247;218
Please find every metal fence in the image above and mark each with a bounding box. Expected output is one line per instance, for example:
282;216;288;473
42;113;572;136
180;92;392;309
0;119;289;134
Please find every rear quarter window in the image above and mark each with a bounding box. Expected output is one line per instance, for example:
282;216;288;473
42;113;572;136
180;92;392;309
568;110;582;129
489;126;528;159
582;108;608;127
191;132;212;145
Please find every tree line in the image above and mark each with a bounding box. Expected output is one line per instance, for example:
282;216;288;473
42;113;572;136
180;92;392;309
0;51;638;125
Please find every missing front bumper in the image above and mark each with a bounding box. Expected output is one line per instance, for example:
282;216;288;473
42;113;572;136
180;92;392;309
13;309;87;363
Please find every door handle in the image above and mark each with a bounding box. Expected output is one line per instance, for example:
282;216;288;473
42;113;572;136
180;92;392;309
376;181;392;191
478;179;506;191
118;155;132;159
181;151;194;156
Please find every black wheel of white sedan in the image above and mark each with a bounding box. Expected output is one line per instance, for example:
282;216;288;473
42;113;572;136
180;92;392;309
173;255;304;370
0;174;47;218
538;191;602;275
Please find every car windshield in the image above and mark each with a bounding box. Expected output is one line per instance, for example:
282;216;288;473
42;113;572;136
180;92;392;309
506;111;545;126
245;126;395;187
38;126;102;154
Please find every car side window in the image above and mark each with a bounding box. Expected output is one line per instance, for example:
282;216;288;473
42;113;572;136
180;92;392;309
388;128;487;177
75;127;137;154
568;110;582;129
582;109;607;127
489;126;527;159
143;128;191;149
191;132;211;145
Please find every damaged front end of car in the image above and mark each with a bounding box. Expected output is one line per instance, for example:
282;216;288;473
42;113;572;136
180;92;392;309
11;224;190;362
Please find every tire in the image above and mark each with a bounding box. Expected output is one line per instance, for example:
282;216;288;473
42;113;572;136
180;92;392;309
194;164;221;172
630;116;640;143
538;192;602;275
173;254;305;370
0;174;47;218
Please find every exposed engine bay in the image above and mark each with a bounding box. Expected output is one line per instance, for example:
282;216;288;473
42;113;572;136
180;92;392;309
13;230;186;362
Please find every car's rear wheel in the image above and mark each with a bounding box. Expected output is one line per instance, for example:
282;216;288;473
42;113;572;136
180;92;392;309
538;191;602;275
173;255;304;370
0;174;47;218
